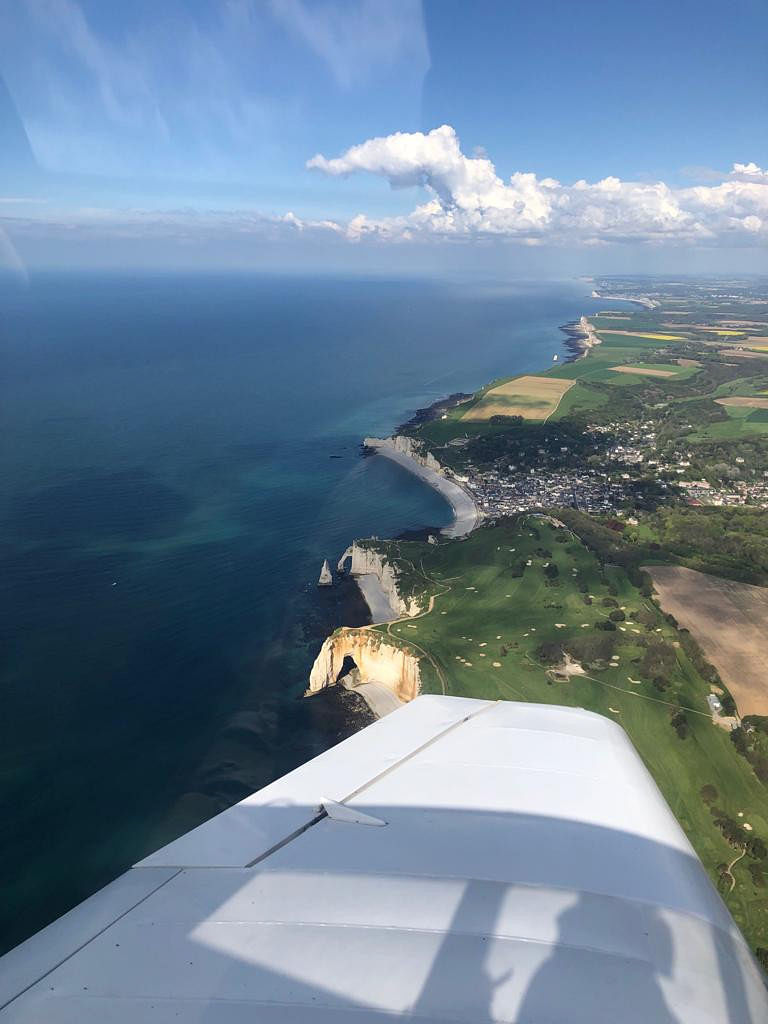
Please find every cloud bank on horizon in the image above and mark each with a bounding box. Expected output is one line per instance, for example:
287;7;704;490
306;125;768;248
3;125;766;267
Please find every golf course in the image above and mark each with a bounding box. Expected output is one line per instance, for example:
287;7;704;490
365;517;768;952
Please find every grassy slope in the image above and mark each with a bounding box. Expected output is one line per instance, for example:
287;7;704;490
690;408;768;441
372;519;768;951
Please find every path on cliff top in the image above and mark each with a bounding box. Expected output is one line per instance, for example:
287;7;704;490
374;549;460;697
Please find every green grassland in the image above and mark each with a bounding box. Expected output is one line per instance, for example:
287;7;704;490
713;377;768;399
690;405;768;441
370;518;768;951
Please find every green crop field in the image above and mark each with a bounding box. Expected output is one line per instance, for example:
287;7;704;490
548;380;610;419
368;518;768;951
691;405;768;441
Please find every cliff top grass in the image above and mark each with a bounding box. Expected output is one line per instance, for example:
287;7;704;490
370;517;768;953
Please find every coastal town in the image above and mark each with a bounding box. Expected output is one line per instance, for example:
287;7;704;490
438;414;768;521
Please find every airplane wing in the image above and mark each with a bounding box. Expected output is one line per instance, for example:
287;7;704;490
2;695;766;1022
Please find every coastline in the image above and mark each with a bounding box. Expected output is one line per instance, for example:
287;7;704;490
591;289;659;309
559;315;600;360
355;572;399;623
363;436;480;538
312;307;577;719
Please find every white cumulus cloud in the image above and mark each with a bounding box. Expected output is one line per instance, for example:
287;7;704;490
730;162;768;182
307;125;768;246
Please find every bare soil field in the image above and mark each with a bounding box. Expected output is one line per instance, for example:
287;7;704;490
611;365;677;378
717;349;768;360
462;375;573;422
716;397;768;409
677;358;702;367
646;565;768;715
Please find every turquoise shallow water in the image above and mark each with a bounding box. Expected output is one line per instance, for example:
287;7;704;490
0;272;595;950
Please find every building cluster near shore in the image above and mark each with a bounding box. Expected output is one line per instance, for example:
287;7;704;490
428;409;768;522
457;465;628;517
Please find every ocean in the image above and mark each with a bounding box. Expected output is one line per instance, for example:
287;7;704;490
0;272;593;951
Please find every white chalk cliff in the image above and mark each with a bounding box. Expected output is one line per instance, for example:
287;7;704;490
306;628;422;705
365;434;444;473
338;541;423;618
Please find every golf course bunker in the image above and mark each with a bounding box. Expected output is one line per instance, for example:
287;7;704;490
611;365;677;378
646;565;768;715
463;375;573;422
716;397;768;409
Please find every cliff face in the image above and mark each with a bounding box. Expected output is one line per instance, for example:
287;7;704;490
365;434;444;475
307;628;421;704
338;540;423;618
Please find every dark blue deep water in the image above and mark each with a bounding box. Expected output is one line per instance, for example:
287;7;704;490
0;272;592;950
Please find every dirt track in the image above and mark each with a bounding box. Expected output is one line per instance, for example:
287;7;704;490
646;565;768;715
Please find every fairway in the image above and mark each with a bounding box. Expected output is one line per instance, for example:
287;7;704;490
462;375;573;422
363;520;768;950
716;396;768;409
611;365;677;378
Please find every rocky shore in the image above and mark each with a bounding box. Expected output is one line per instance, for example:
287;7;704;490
396;392;472;432
559;315;601;360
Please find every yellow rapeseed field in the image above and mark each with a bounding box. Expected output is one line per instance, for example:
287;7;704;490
598;330;686;341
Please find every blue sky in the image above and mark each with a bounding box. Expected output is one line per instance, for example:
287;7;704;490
0;0;767;274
